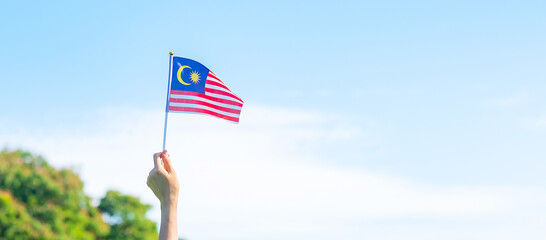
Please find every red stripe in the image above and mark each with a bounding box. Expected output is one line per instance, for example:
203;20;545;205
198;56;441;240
207;73;222;82
205;88;244;103
169;106;239;123
206;80;230;91
170;90;243;107
169;98;242;114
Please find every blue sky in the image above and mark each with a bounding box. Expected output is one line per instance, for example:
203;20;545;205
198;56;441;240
1;1;546;239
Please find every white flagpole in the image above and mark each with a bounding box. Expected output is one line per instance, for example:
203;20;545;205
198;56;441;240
162;52;174;150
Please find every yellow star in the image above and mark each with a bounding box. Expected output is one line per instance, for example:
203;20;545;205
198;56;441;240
189;71;201;84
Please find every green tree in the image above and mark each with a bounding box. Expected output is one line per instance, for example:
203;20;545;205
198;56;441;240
0;190;55;239
99;190;159;240
0;149;159;240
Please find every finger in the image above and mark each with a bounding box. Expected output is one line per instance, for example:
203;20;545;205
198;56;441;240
148;169;156;178
153;152;162;168
161;150;169;162
161;151;175;174
147;179;161;200
160;150;169;171
147;172;163;196
147;170;155;186
146;175;152;188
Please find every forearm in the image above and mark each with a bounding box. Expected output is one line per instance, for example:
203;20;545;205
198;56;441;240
148;151;180;240
159;199;178;240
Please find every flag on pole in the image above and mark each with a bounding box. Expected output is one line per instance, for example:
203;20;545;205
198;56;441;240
166;57;243;123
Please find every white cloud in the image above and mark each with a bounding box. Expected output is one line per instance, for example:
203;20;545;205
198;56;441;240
1;104;545;240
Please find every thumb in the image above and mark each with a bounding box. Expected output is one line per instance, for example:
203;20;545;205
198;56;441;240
153;152;162;168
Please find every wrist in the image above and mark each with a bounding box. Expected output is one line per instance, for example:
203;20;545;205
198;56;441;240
161;195;178;210
159;196;178;240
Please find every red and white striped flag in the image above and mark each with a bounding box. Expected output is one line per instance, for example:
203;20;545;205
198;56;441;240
167;57;243;123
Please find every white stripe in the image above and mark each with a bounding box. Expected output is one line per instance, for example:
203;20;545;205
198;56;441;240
205;77;243;102
169;95;242;110
205;87;243;104
168;111;239;123
169;103;241;118
206;76;225;86
170;93;242;106
205;84;232;92
202;91;243;104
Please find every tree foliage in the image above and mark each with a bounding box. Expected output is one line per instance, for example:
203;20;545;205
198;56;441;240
99;190;158;240
0;149;159;240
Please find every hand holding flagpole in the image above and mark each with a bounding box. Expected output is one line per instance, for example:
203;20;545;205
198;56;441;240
155;51;243;240
147;150;179;240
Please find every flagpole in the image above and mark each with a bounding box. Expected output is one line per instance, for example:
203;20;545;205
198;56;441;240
162;52;174;150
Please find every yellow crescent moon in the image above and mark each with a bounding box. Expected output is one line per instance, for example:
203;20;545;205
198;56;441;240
177;65;191;85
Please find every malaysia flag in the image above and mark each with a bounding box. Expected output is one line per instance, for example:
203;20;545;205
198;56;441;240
166;57;243;123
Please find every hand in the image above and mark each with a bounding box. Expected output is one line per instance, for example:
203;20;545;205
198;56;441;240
147;150;179;206
147;150;180;240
